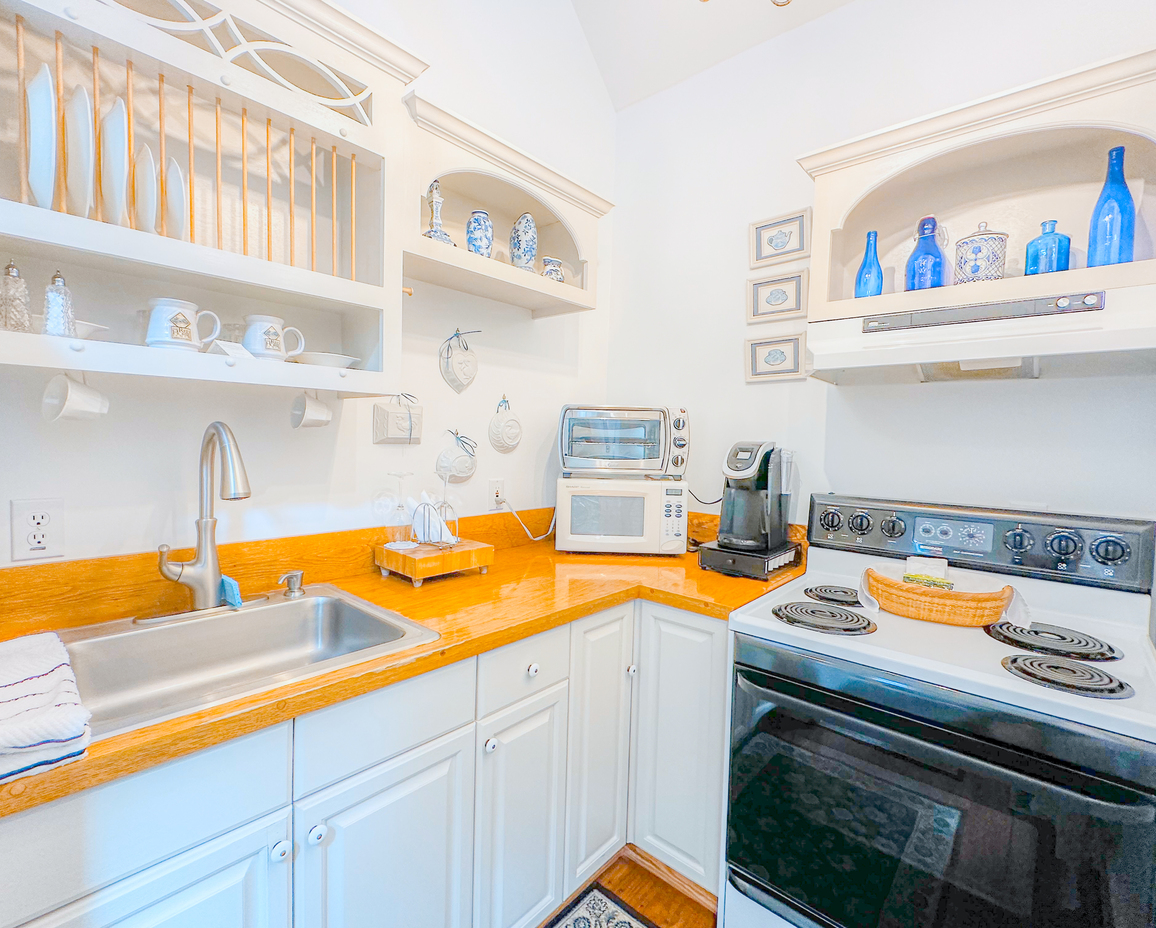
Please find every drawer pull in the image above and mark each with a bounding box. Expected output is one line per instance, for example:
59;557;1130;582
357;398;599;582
307;825;329;846
527;663;540;678
485;738;498;754
270;840;292;862
627;664;637;677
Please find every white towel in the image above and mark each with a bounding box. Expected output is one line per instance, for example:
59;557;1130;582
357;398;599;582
0;633;91;783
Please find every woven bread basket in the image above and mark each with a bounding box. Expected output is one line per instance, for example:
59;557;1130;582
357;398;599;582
864;568;1013;627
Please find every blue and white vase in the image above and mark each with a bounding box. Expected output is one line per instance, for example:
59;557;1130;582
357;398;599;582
954;222;1008;283
510;212;537;272
541;256;564;282
465;210;493;258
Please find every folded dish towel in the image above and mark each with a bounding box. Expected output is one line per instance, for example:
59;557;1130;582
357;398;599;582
0;633;91;784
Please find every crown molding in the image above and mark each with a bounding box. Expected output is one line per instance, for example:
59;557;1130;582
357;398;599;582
403;91;614;218
799;49;1156;177
253;0;429;84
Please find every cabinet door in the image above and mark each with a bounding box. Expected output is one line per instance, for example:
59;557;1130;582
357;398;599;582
564;605;634;896
25;809;291;928
630;602;728;891
475;680;568;928
295;723;476;928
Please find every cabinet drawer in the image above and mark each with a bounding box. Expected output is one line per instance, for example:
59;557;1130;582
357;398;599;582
476;625;569;718
294;657;477;797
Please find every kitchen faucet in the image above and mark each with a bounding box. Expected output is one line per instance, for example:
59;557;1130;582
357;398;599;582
158;421;251;610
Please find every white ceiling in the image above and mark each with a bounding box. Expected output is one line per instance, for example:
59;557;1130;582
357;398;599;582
571;0;860;110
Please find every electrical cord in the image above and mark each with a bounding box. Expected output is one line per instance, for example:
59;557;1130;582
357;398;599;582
688;488;722;506
498;498;557;542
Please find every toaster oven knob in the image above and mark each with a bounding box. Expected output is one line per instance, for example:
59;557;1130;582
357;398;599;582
673;437;687;448
1003;527;1035;554
880;516;906;538
673;417;686;430
671;454;685;467
1045;530;1084;560
819;509;842;532
1091;535;1130;566
848;512;873;535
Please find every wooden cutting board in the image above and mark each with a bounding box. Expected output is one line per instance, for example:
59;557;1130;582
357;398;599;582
374;539;495;587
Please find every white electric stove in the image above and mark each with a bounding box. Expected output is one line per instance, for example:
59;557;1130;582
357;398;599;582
722;494;1156;928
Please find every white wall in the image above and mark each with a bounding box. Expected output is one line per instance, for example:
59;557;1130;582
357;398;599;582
0;0;615;566
608;0;1156;522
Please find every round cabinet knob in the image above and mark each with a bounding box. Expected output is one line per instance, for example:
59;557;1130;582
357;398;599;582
880;517;906;539
672;437;687;449
485;738;498;754
819;509;843;532
673;417;686;430
1091;535;1130;566
671;454;685;467
1045;530;1084;560
626;664;637;677
527;663;540;678
307;825;328;846
1003;528;1035;554
848;512;873;535
270;840;292;862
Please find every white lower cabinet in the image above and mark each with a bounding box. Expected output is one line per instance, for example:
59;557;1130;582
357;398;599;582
294;723;476;928
630;601;729;891
24;808;292;928
564;605;635;896
474;680;569;928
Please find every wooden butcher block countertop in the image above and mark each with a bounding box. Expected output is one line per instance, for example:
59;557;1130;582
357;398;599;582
0;525;806;819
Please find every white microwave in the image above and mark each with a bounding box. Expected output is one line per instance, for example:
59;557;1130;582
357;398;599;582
555;477;688;555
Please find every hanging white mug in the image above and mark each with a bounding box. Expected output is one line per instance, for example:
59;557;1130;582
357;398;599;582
42;374;109;421
145;298;220;351
242;314;305;361
290;392;333;429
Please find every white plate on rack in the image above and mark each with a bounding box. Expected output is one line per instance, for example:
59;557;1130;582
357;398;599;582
101;97;128;226
166;158;187;240
26;63;56;209
134;144;157;233
30;315;109;339
65;84;94;217
290;351;360;369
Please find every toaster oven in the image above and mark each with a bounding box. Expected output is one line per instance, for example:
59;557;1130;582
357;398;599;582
558;405;689;477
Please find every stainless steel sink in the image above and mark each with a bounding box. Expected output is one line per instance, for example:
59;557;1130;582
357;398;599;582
60;585;439;739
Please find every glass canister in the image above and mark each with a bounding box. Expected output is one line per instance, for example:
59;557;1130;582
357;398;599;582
906;216;947;291
1;262;32;332
955;222;1008;283
42;271;76;337
1026;220;1071;275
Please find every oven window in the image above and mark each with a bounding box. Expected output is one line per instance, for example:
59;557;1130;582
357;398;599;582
566;418;663;462
728;669;1156;928
570;495;645;536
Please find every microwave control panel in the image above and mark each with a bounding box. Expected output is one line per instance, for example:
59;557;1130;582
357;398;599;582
662;486;687;552
808;494;1155;593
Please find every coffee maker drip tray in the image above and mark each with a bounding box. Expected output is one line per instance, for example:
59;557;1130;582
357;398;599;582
699;540;800;581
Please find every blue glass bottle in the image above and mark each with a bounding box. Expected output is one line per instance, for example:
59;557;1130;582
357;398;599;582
905;216;945;291
854;230;884;297
1025;220;1070;275
1088;146;1135;267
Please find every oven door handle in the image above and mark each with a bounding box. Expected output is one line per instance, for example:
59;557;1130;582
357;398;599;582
728;868;842;928
736;668;1155;824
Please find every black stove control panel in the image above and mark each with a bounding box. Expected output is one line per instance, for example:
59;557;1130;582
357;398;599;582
808;494;1156;593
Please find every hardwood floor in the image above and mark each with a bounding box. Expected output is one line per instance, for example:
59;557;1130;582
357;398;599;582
597;853;717;928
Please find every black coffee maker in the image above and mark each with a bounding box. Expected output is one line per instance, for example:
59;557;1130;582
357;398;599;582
699;441;798;580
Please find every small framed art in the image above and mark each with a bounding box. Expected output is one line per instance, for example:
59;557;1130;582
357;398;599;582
748;269;808;324
745;332;807;383
750;207;811;268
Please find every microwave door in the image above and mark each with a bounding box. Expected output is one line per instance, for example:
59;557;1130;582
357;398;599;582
570;493;648;538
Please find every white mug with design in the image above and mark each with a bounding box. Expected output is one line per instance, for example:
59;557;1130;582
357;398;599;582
146;298;220;351
242;314;305;361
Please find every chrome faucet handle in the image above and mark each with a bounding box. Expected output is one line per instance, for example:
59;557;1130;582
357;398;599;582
278;570;305;599
158;544;183;581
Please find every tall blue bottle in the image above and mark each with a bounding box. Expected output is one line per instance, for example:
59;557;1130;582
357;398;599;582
1025;220;1070;275
906;216;945;291
855;230;884;297
1088;146;1135;267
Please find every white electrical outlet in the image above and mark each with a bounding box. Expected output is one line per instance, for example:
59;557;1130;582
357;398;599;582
489;479;505;510
11;499;65;561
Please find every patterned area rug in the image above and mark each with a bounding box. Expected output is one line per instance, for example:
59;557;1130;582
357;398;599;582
543;885;659;928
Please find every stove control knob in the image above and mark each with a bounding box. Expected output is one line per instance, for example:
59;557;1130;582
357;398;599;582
671;454;685;467
880;516;906;538
819;509;843;532
1091;535;1130;566
673;417;686;430
1003;527;1035;554
672;437;687;448
1045;530;1084;560
848;512;873;535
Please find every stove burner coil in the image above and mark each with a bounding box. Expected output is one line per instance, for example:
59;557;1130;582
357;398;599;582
985;621;1123;661
1001;655;1134;699
772;602;877;636
804;586;862;607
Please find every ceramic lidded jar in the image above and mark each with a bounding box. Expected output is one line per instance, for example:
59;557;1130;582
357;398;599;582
955;222;1008;283
465;210;493;257
510;212;538;272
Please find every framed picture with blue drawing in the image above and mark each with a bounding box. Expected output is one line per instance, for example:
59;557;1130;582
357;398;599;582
745;332;807;383
748;268;808;323
750;207;811;268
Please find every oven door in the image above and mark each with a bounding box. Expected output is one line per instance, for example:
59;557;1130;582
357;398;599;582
559;407;668;474
727;659;1156;928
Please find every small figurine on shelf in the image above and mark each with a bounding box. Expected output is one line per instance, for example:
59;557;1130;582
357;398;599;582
1088;146;1135;267
955;222;1008;283
465;210;493;257
854;231;883;298
541;257;565;283
421;180;455;246
905;216;946;291
1;261;32;333
42;271;76;337
1026;220;1071;275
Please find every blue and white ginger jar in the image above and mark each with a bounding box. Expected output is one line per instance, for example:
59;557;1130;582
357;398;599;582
510;212;537;272
541;256;564;282
465;210;494;258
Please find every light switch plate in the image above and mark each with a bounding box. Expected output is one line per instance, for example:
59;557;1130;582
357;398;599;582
10;498;65;561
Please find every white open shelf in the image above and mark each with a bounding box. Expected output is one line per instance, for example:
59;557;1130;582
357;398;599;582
402;233;596;317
